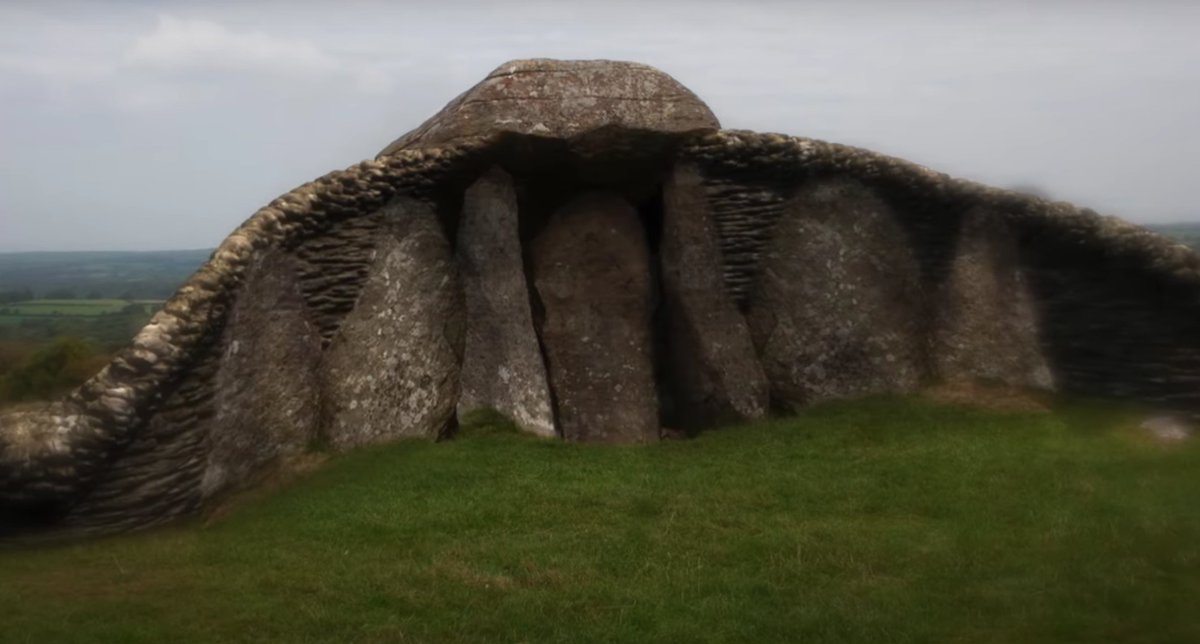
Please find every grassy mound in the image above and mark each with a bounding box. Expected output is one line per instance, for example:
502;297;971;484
1;397;1197;643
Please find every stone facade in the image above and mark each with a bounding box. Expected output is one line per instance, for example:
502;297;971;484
3;58;1198;539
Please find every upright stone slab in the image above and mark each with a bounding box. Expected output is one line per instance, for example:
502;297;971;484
204;251;324;492
322;198;465;448
660;163;769;428
931;208;1054;389
746;178;925;410
457;167;556;436
531;192;659;443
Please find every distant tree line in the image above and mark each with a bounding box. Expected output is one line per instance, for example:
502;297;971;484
0;288;33;304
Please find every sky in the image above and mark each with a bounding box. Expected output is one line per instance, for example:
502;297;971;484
1;0;1198;252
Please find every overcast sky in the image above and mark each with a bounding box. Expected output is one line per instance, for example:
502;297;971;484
1;0;1197;252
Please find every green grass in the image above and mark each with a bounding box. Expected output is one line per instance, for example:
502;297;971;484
1;397;1198;643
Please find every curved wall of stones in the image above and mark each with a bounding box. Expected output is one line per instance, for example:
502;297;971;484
3;105;1199;540
683;130;1200;414
0;141;486;537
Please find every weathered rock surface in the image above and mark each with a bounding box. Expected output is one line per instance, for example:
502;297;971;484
61;251;322;532
531;192;659;443
379;58;719;155
0;403;97;506
931;208;1054;389
204;251;323;492
456;167;556;436
660;163;769;428
747;178;925;410
322;198;465;448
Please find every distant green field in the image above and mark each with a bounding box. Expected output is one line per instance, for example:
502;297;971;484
0;299;161;317
0;300;161;348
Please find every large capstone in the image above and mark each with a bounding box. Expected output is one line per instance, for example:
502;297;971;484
456;167;556;436
321;198;465;447
379;58;719;156
660;163;769;428
747;178;925;410
531;192;660;443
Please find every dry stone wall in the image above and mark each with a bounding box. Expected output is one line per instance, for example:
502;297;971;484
1018;221;1200;407
683;130;1200;415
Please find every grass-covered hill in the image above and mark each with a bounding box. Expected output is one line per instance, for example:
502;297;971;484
1;397;1196;643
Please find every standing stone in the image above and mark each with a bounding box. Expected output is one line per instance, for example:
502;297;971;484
531;192;659;443
322;198;465;448
747;178;925;410
205;250;324;493
660;163;769;428
457;167;556;436
931;208;1054;389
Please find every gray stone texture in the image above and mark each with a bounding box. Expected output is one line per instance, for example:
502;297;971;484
380;58;719;155
456;167;556;437
203;251;323;493
293;215;386;346
660;163;769;428
747;178;925;410
321;197;465;448
531;192;659;443
700;177;789;307
931;208;1054;389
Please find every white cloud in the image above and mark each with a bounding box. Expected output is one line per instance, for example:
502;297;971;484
123;15;390;93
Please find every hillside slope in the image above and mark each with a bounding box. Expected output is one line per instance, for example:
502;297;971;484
1;398;1197;643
